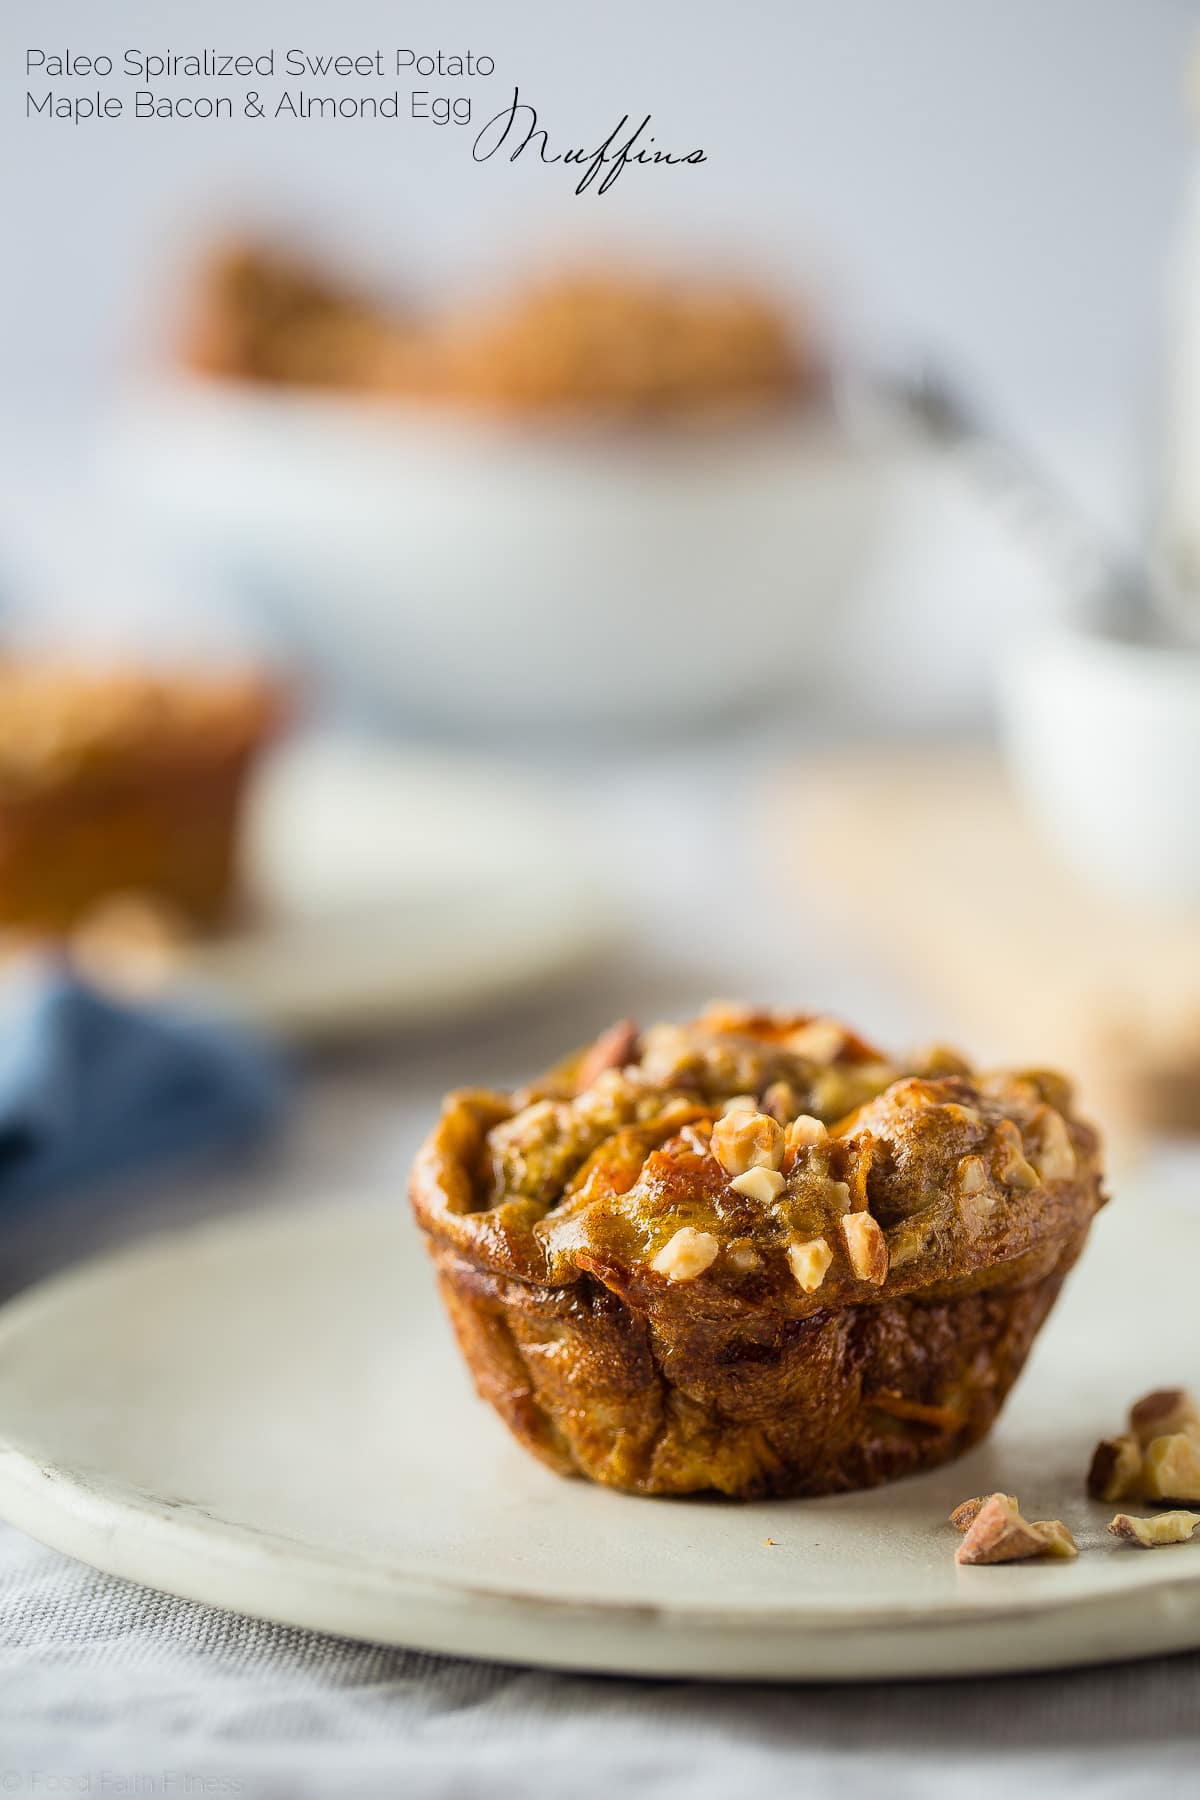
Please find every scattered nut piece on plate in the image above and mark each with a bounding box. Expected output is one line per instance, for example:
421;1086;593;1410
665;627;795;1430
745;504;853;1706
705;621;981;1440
1033;1520;1080;1560
1085;1387;1200;1502
955;1494;1078;1565
1130;1389;1200;1446
1141;1433;1200;1502
1109;1511;1200;1548
1087;1434;1144;1503
949;1494;1018;1533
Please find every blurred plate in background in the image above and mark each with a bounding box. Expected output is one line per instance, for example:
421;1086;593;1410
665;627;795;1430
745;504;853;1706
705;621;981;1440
99;735;614;1040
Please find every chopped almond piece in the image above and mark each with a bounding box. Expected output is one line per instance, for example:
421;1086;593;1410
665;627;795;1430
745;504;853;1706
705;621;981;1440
1130;1389;1200;1447
786;1235;832;1293
1141;1433;1200;1503
1110;1510;1200;1548
711;1110;784;1176
841;1211;888;1285
651;1227;718;1283
1033;1520;1079;1560
1031;1105;1076;1182
949;1494;1018;1533
1087;1434;1143;1503
955;1494;1077;1565
785;1018;845;1062
730;1166;785;1203
762;1081;799;1123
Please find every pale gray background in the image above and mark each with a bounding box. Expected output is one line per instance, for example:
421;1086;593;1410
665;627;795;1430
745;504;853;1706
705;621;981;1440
1;0;1199;539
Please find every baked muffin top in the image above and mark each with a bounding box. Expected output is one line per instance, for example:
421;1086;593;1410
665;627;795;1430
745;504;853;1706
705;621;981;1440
426;272;811;417
181;245;813;418
412;1004;1105;1314
0;664;283;793
180;241;413;391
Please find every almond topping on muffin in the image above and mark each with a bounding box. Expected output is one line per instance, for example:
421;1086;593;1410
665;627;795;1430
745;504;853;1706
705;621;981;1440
786;1236;833;1293
1030;1105;1076;1182
841;1212;888;1285
411;1007;1106;1500
957;1155;988;1196
730;1167;786;1203
784;1018;846;1062
727;1242;761;1273
783;1115;829;1169
762;1080;800;1123
995;1120;1039;1190
651;1227;719;1283
711;1110;784;1176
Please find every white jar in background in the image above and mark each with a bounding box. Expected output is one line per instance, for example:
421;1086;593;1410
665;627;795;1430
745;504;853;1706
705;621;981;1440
1160;59;1200;600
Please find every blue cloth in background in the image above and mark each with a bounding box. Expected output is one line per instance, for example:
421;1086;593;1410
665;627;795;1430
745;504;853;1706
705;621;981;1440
0;964;286;1206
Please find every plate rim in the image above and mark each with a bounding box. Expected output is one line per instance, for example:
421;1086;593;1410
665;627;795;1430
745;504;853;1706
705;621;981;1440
2;1198;1200;1680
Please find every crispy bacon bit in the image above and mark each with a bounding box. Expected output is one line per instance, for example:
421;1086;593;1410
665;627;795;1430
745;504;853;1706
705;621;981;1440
576;1019;640;1092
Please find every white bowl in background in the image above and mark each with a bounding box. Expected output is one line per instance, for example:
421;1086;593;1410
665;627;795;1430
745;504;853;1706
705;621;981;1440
105;378;890;735
999;615;1200;909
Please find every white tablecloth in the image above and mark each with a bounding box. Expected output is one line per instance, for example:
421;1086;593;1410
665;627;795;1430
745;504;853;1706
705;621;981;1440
3;1520;1198;1799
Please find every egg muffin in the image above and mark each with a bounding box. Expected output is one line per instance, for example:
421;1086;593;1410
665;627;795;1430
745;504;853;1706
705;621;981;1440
410;1005;1105;1499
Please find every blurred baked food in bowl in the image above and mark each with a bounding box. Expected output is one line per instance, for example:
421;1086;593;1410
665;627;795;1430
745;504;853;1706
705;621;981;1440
0;662;283;934
410;1003;1105;1499
180;240;415;394
110;241;888;734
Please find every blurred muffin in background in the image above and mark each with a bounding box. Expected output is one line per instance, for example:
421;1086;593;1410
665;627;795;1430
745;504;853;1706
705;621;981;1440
180;240;415;392
178;241;814;420
149;234;873;737
0;663;285;936
422;270;815;418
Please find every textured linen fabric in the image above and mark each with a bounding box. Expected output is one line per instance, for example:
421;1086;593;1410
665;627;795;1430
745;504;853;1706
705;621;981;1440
2;1526;1200;1800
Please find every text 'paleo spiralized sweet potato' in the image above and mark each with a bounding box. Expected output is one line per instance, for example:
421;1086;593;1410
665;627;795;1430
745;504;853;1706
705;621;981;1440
410;1005;1106;1500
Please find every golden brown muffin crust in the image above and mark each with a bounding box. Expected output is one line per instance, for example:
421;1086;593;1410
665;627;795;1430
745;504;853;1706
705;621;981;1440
411;1006;1106;1499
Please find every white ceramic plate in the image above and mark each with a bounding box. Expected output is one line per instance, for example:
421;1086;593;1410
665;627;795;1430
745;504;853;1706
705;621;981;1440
0;1195;1196;1681
95;735;612;1039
